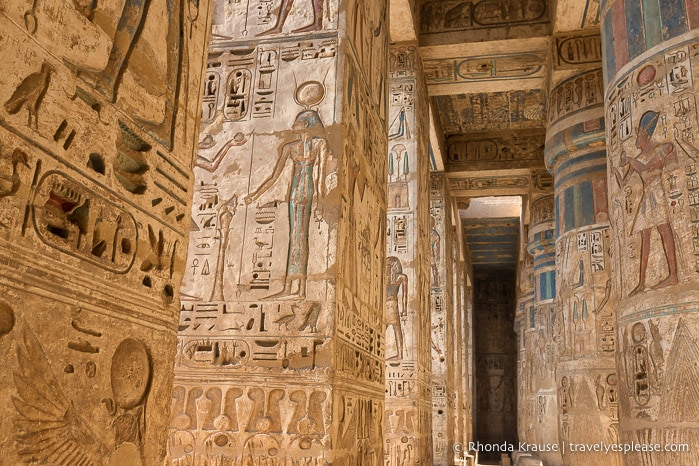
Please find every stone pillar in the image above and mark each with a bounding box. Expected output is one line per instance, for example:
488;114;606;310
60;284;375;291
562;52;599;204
526;194;564;465
0;1;210;464
173;1;389;464
516;250;535;445
451;231;466;458
602;3;699;464
384;43;433;466
465;282;475;446
545;68;622;465
429;173;455;465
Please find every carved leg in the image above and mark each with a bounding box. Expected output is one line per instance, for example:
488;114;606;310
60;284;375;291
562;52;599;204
75;0;151;101
629;228;651;296
256;0;295;36
292;0;324;33
652;223;679;289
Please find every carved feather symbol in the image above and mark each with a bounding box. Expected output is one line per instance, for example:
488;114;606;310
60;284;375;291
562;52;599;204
12;324;110;464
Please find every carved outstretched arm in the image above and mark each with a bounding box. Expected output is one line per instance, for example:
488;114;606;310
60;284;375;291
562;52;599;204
623;151;662;173
196;138;239;172
245;145;290;204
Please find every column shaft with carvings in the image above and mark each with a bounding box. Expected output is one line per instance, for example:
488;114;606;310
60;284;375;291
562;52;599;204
602;2;699;464
0;1;211;464
428;173;455;465
173;1;389;464
516;248;535;445
526;194;564;465
464;283;475;446
384;43;433;466
546;68;621;466
450;232;467;458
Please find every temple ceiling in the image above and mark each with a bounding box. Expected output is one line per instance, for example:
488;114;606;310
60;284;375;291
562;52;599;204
409;0;603;263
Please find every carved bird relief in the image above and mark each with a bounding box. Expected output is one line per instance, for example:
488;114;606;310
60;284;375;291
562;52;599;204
13;324;109;464
4;62;54;129
299;303;321;333
274;303;297;331
0;148;29;199
13;324;152;465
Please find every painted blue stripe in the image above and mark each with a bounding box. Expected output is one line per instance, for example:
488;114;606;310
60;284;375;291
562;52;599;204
565;185;575;232
534;261;556;270
553;149;606;181
625;0;647;59
533;251;556;261
643;0;663;48
602;8;616;88
660;0;688;40
581;180;595;226
554;161;608;191
555;195;560;238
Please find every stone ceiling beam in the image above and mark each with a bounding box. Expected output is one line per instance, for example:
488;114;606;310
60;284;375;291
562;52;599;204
421;37;551;96
447;168;552;198
551;0;601;33
445;128;546;172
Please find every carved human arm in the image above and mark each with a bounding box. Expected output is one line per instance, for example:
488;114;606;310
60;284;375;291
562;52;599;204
245;144;291;204
673;123;698;162
399;274;408;317
196;138;239;172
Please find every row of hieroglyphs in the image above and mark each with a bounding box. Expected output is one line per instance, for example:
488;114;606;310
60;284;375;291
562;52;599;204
0;2;210;463
175;0;390;464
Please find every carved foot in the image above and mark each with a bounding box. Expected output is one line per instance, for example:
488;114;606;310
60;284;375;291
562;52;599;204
64;61;117;102
651;275;678;290
292;21;322;33
628;283;645;297
256;26;283;37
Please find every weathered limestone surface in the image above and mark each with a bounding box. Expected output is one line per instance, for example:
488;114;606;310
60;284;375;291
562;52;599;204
173;1;389;464
450;228;471;459
546;69;621;466
516;250;535;445
602;2;699;462
0;0;210;464
384;43;433;466
429;174;456;465
525;194;563;465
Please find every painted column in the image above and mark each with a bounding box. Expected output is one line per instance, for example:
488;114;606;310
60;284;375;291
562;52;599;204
0;1;211;464
384;43;433;466
602;1;699;463
526;194;564;465
429;173;455;465
516;250;535;445
546;68;621;466
173;1;389;464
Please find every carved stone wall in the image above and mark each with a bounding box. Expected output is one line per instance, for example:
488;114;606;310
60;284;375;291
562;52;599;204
429;173;456;465
0;0;211;464
525;194;564;465
602;5;699;459
173;1;389;464
546;69;621;466
384;43;433;466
